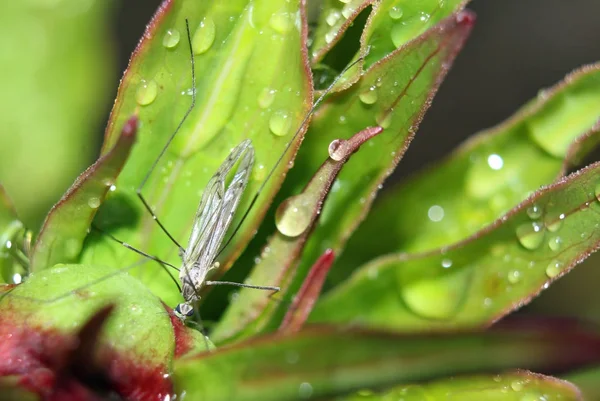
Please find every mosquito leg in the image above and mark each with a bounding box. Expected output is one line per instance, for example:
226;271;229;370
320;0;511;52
136;19;197;252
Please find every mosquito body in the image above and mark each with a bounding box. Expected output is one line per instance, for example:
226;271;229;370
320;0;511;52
172;139;278;319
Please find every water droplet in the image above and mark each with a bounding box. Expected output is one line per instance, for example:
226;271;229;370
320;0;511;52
162;28;180;48
275;195;312;237
135;80;158;106
298;382;313;399
258;87;276;108
545;213;565;232
375;110;392;128
269;110;292;136
545;260;563;278
341;4;356;19
12;273;22;284
389;6;403;19
253;164;266;181
192;17;216;55
326;10;341;26
88;197;100;209
328;139;345;161
324;30;337;44
548;236;562;251
511;380;524;392
507;270;521;284
427;205;444;222
526;204;542;219
359;86;378;104
270;10;293;34
516;221;545;250
109;184;117;192
401;271;469;319
487;154;503;170
441;259;452;268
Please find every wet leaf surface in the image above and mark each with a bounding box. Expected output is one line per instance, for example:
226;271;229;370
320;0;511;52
30;117;137;272
340;370;582;401
79;0;312;308
312;161;600;331
0;185;28;284
337;64;600;280
212;127;382;343
174;320;600;401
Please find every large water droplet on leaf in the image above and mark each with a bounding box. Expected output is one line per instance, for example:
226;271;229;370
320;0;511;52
135;80;158;106
162;28;180;48
389;6;403;19
516;221;545;250
192;17;216;55
275;195;312;237
269;110;292;136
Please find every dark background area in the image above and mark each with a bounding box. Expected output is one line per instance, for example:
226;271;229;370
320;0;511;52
108;0;600;181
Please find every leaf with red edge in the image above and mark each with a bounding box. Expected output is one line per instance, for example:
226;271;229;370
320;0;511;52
212;127;383;343
279;249;335;334
341;370;582;401
80;0;313;309
174;319;600;401
30;117;137;272
311;161;600;331
336;64;600;282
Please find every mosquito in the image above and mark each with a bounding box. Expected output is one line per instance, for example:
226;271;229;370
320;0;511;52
2;16;364;328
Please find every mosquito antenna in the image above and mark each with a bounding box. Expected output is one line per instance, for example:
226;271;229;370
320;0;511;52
216;54;368;257
135;19;197;252
91;225;182;293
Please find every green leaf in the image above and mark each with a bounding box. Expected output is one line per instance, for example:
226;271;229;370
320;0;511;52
0;0;116;227
30;117;137;272
311;161;600;331
174;320;600;401
336;64;600;281
212;127;383;343
310;0;375;64
0;185;29;284
259;11;471;326
81;0;312;308
563;366;600;400
340;371;582;401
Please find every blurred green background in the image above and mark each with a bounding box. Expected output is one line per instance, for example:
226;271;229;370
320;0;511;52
0;0;599;320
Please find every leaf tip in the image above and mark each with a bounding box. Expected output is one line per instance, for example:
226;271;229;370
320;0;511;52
456;10;476;27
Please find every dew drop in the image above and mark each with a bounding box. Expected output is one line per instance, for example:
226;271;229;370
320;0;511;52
339;0;351;3
341;4;356;19
87;197;100;209
359;86;378;105
427;205;444;222
12;273;22;284
389;6;403;19
328;139;345;161
526;204;542;219
324;30;337;44
545;260;563;278
253;164;266;181
400;271;469;319
162;28;181;48
192;17;216;55
441;259;452;268
326;10;341;26
516;221;545;250
507;270;521;284
511;380;524;392
275;195;312;237
376;110;393;128
270;10;293;34
487;154;504;170
269;110;292;136
135;80;158;106
299;382;313;399
545;213;565;232
548;236;562;251
258;87;276;108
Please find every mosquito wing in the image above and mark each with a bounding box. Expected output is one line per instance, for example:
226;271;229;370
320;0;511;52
179;139;255;288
